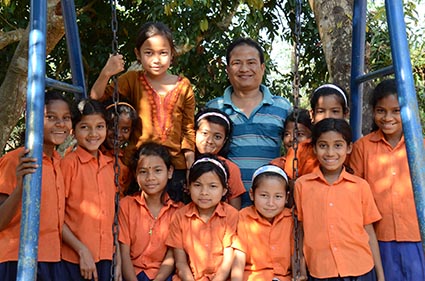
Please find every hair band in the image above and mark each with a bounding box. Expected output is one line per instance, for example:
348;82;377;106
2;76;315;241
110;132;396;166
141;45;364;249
313;84;348;108
252;165;288;184
197;112;230;128
105;102;136;112
192;157;228;182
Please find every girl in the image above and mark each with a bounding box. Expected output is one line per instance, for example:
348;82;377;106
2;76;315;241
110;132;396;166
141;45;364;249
101;98;139;195
166;155;238;280
119;142;182;281
0;91;72;280
349;79;425;279
195;108;245;209
271;109;312;168
231;165;295;281
61;99;118;281
284;84;349;178
91;21;196;202
294;118;384;281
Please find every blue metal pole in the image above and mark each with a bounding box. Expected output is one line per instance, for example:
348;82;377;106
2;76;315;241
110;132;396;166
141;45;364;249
350;0;367;141
61;0;87;98
16;0;47;280
386;0;425;249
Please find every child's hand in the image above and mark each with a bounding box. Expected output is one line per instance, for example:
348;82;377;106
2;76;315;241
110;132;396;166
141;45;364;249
78;246;98;280
102;54;125;77
15;149;38;190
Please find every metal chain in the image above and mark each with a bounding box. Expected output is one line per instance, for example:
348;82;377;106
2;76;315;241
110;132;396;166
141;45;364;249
109;0;120;280
292;0;303;279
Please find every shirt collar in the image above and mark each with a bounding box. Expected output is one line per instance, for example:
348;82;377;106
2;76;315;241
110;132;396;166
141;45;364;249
75;146;112;167
309;166;357;185
369;129;405;147
185;202;227;219
246;205;292;224
223;84;273;107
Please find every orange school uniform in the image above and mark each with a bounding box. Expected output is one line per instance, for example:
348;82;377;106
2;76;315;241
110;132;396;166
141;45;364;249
61;146;116;263
101;146;132;196
349;131;423;242
118;193;182;279
284;140;318;178
0;147;65;262
233;206;293;281
294;167;382;278
166;202;238;281
219;156;245;201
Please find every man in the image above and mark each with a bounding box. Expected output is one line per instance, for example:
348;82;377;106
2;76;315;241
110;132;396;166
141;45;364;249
207;38;292;207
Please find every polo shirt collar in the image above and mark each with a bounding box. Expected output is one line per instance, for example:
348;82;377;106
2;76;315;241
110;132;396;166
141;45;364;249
185;202;227;219
223;84;274;108
247;205;292;225
310;166;357;185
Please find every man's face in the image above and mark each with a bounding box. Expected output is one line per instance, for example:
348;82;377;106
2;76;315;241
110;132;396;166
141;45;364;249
226;44;265;92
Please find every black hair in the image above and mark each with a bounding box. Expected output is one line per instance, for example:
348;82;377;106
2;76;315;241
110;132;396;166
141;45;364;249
45;91;72;107
188;154;229;202
370;79;398;131
135;22;175;57
133;142;173;204
310;84;349;114
226;38;265;65
311;118;352;146
195;108;233;157
284;109;312;131
71;99;107;129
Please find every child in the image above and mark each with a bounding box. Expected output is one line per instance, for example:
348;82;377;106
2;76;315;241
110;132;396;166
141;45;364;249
271;109;312;168
195;108;245;209
0;91;72;280
166;155;238;280
119;142;182;281
91;21;196;202
284;84;349;178
232;165;295;281
294;118;384;280
61;99;118;281
101;98;139;195
349;79;425;279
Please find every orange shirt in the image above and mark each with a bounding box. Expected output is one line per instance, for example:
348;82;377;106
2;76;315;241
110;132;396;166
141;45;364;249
284;140;318;179
233;206;293;281
220;157;245;201
166;202;238;281
61;146;116;263
101;146;132;196
294;167;381;278
0;147;65;262
349;130;423;242
270;155;286;170
104;71;196;170
118;193;182;278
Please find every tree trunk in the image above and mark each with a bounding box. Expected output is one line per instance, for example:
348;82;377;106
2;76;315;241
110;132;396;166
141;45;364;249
309;0;373;134
0;0;65;152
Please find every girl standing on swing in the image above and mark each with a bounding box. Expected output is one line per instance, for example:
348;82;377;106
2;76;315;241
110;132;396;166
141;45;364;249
90;21;195;203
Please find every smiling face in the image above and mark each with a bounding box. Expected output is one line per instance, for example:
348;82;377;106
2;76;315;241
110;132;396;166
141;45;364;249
196;119;227;155
189;171;227;217
313;131;352;177
74;114;107;157
373;94;402;144
226;44;265;92
312;94;346;123
44;99;72;149
136;154;173;198
106;113;133;149
250;176;287;222
283;121;312;151
135;34;172;78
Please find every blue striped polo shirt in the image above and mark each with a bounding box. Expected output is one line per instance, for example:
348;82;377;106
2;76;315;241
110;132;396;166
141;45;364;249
206;85;292;207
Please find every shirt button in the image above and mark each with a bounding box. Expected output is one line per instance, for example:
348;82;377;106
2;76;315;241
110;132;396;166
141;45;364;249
329;202;334;207
333;247;337;251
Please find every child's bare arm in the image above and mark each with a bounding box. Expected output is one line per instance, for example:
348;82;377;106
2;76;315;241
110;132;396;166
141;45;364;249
365;224;385;281
153;248;175;281
231;249;245;281
174;248;195;281
90;54;125;100
119;243;137;281
62;223;98;281
212;247;234;281
0;149;37;231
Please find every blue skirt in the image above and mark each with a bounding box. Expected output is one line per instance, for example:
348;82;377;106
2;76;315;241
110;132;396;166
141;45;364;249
0;261;64;281
308;268;376;281
62;260;112;281
136;271;173;281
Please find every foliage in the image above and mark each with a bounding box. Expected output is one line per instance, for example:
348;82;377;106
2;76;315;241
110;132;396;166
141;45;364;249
366;1;425;132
